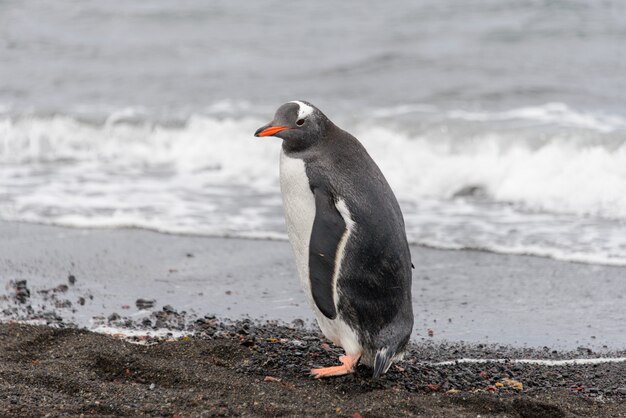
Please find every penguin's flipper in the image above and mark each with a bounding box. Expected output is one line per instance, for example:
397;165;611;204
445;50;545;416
308;188;346;320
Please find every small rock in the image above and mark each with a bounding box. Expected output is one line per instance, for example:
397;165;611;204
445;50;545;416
290;339;305;347
55;300;72;308
14;280;30;303
54;284;69;293
240;336;255;347
77;297;86;306
501;378;523;391
136;298;156;310
108;313;121;322
68;275;77;285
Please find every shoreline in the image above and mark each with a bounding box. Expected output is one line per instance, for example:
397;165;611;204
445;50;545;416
1;219;626;350
5;218;626;268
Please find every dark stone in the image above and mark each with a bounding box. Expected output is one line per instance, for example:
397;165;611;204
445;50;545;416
14;280;30;303
54;284;69;293
136;298;156;310
108;313;121;322
162;305;176;313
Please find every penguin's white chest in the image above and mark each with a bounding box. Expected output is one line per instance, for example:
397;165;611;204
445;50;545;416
279;151;361;355
279;151;316;297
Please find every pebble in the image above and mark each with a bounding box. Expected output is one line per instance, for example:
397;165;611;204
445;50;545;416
108;313;121;322
54;284;69;293
291;318;305;328
55;300;72;309
13;280;31;304
136;299;156;310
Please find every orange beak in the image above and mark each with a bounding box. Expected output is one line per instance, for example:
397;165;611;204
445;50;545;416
254;125;289;137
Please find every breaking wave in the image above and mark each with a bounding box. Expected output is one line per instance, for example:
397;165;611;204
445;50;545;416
1;103;625;265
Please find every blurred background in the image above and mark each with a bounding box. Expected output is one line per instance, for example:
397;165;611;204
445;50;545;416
1;0;625;265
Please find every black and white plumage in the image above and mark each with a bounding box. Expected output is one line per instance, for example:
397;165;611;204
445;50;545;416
254;101;413;378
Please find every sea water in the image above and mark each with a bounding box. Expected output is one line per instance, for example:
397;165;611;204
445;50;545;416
1;1;625;265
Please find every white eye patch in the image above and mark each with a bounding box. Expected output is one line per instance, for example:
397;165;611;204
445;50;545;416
290;100;314;119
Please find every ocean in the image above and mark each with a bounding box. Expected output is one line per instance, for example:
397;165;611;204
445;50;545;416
1;0;625;265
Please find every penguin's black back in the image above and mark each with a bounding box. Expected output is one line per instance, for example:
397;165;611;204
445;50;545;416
292;122;414;363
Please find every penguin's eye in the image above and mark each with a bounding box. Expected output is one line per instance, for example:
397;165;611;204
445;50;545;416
296;119;305;126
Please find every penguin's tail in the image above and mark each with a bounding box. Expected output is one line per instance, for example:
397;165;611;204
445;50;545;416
372;347;396;379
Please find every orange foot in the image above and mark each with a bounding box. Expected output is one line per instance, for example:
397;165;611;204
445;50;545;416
310;354;361;379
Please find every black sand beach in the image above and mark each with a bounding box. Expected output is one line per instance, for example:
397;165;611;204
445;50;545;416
1;221;625;416
1;321;625;417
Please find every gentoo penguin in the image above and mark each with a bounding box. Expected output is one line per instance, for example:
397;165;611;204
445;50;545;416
254;101;413;378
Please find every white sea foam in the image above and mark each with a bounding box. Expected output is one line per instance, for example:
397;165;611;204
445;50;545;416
370;102;626;133
1;105;625;265
357;126;626;219
91;325;191;344
432;357;626;367
447;102;626;133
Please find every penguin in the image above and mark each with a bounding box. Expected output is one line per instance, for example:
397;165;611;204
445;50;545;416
254;101;413;378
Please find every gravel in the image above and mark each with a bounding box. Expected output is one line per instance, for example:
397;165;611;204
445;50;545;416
0;320;624;417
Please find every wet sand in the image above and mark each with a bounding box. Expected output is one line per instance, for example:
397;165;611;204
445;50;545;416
1;220;625;349
1;221;625;416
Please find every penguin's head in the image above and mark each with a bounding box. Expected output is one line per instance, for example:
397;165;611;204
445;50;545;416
254;101;329;151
